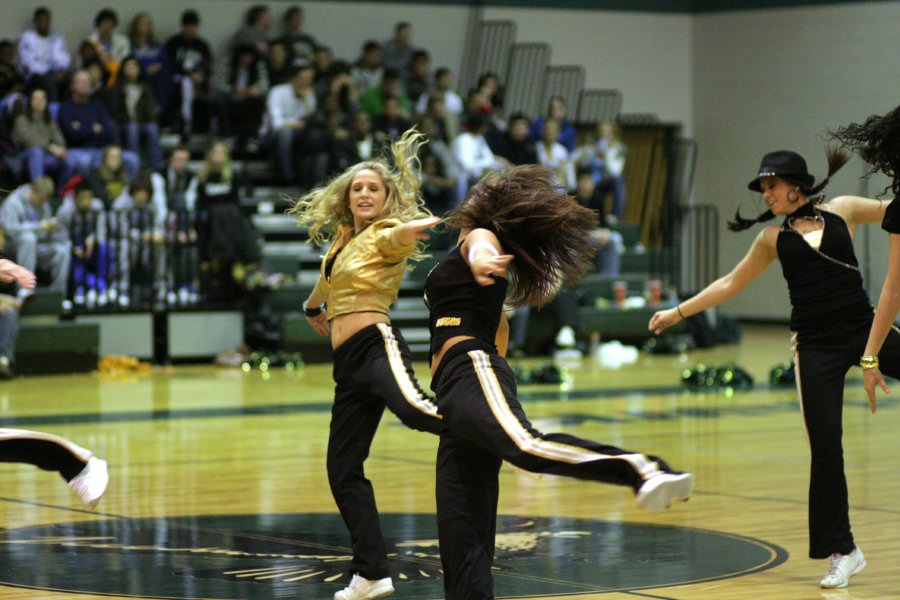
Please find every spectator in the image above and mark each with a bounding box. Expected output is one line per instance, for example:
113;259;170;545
87;8;130;86
415;114;465;214
531;95;576;152
350;40;383;94
311;46;332;87
451;112;505;186
127;12;173;112
314;60;358;114
302;90;353;184
382;22;416;77
0;225;23;378
419;91;456;143
56;178;108;308
371;95;411;145
267;40;292;86
574;168;624;278
16;7;71;102
415;67;463;116
88;145;129;209
196;141;258;301
265;63;316;184
490;111;537;166
464;87;504;147
12;87;72;185
57;69;139;178
0;177;69;303
74;40;109;88
359;67;411;118
474;71;505;121
164;10;213;136
277;6;319;64
215;44;269;152
112;177;166;307
404;50;431;105
330;109;374;170
105;56;164;171
0;40;25;108
150;145;198;305
231;4;271;58
571;121;628;220
536;118;574;190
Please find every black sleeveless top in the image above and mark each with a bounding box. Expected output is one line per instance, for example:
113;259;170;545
776;202;871;331
424;245;509;360
881;192;900;233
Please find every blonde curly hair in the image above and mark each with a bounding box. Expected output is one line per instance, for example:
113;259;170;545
288;129;431;255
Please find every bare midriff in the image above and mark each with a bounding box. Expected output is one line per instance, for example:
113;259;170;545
430;335;475;376
330;311;391;349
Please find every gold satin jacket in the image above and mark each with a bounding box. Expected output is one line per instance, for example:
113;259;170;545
313;218;416;320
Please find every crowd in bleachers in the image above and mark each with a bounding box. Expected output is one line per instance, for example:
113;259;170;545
0;4;633;366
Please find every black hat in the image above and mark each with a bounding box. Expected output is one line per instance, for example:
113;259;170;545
747;150;816;192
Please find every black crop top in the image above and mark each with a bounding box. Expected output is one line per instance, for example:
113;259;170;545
424;245;509;360
881;193;900;233
776;202;871;331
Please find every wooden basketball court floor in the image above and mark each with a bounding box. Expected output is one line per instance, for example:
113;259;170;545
1;323;897;600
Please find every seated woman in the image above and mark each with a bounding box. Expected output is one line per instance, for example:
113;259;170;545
105;56;163;170
12;87;72;184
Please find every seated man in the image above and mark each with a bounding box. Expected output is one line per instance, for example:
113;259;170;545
57;69;139;178
0;177;70;304
265;63;316;184
0;225;29;378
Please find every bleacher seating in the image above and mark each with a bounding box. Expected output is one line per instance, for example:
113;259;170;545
17;291;99;375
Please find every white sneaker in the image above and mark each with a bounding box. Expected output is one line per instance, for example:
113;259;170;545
118;294;130;307
67;457;109;507
85;289;97;308
555;325;576;348
334;574;394;600
636;472;693;512
820;547;866;589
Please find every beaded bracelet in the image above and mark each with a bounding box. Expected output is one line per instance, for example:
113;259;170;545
860;355;879;370
303;300;325;317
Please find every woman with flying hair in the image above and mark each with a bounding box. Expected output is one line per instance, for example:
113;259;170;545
830;105;900;410
427;165;692;600
649;146;895;590
290;128;441;600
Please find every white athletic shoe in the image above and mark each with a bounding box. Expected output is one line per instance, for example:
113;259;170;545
820;547;866;589
67;457;109;507
555;325;577;348
636;472;693;512
334;574;394;600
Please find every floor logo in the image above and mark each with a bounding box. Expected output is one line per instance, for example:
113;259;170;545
0;513;787;598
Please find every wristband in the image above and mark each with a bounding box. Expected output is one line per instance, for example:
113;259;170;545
860;355;879;370
303;300;325;317
467;240;500;264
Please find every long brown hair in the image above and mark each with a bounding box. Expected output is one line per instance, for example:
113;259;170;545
446;165;597;307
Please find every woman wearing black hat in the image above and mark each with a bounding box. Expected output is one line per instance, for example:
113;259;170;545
830;106;900;410
649;147;896;590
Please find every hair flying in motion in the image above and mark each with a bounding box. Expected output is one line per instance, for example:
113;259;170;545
829;104;900;196
288;128;431;256
445;165;598;307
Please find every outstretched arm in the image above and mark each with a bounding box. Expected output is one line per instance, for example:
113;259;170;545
860;232;900;413
826;195;890;231
648;228;777;334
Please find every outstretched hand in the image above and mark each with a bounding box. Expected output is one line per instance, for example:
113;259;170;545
397;216;442;244
648;307;682;335
471;254;514;286
862;367;887;414
0;260;36;289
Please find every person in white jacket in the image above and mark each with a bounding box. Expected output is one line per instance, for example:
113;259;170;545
16;7;71;102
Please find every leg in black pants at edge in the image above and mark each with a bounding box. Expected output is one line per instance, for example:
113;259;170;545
327;323;442;582
433;341;689;600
